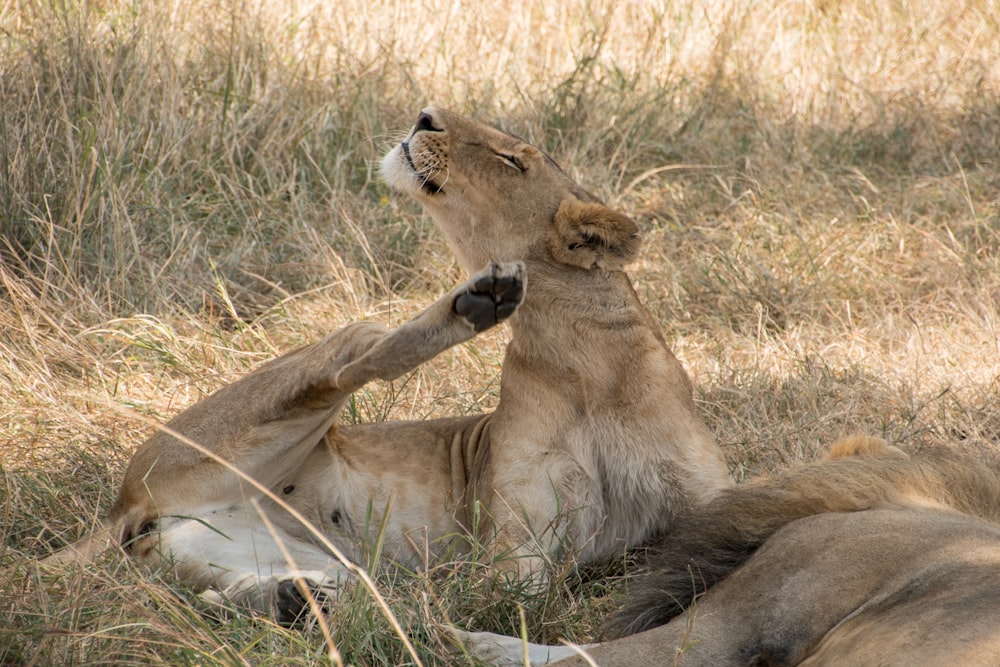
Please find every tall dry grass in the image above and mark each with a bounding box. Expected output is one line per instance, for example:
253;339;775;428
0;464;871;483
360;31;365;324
2;0;998;664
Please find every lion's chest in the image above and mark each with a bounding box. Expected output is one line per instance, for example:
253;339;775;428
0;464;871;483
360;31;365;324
573;418;690;548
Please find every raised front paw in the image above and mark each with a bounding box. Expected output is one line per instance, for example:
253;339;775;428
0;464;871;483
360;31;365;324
454;262;526;332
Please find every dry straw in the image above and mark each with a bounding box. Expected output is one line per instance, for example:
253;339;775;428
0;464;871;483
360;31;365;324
2;0;998;663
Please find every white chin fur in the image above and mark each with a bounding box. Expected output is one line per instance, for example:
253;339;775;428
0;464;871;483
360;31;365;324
380;146;421;194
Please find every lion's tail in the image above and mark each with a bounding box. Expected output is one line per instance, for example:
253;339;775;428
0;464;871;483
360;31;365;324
604;436;1000;638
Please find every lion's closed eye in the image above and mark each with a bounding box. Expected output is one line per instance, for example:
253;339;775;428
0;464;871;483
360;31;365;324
495;152;526;172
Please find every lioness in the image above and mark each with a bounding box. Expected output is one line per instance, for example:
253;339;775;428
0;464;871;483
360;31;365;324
460;436;1000;665
51;108;732;623
461;506;1000;666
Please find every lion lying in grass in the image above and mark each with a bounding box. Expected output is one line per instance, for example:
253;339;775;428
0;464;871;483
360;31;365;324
48;108;732;623
460;436;1000;665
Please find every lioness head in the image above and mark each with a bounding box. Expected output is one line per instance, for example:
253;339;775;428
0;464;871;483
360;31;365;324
381;107;640;273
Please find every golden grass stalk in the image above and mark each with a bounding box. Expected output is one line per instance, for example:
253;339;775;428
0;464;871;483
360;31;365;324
2;0;998;663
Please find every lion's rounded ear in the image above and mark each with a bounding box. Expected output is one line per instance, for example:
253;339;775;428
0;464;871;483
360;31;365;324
548;198;641;271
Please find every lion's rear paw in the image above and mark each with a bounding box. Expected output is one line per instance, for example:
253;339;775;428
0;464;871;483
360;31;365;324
454;262;526;332
275;578;333;627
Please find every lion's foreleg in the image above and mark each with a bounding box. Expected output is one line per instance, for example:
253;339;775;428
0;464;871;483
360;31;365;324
449;628;589;666
333;262;524;390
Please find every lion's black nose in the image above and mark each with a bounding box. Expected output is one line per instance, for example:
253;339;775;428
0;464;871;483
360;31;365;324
415;111;442;133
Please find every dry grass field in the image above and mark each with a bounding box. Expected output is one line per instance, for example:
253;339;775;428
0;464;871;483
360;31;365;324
2;0;998;664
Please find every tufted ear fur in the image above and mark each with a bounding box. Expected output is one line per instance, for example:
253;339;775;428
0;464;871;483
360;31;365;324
548;198;641;271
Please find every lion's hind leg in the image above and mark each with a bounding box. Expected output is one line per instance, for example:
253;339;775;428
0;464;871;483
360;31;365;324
149;506;353;625
101;261;524;557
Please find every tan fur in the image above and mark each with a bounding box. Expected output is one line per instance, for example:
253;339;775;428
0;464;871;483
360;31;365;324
490;507;1000;666
49;108;731;620
606;439;1000;638
821;433;904;459
461;440;1000;665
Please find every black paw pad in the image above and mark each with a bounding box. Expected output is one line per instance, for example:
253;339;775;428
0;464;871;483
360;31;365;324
454;267;524;332
275;579;327;627
455;292;499;332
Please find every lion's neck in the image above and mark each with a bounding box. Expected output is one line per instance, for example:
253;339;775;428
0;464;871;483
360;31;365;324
505;264;665;372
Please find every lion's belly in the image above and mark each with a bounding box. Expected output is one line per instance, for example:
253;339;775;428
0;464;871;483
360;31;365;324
272;418;486;570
